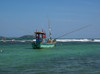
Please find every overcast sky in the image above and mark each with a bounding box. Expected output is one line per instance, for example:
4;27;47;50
0;0;100;38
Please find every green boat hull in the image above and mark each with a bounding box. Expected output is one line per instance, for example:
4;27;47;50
32;43;55;49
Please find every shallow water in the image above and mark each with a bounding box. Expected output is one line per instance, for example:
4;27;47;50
0;42;100;74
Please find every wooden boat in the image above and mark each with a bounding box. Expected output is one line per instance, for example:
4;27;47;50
32;20;56;49
32;31;56;49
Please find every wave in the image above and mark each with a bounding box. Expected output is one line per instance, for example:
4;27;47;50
0;39;100;43
56;39;100;42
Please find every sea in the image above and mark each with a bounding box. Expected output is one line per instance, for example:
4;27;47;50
0;39;100;74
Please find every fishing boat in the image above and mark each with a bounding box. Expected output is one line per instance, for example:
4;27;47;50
32;31;56;49
32;22;56;49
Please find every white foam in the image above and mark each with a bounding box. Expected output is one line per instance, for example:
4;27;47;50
93;39;100;42
0;39;100;42
56;39;96;42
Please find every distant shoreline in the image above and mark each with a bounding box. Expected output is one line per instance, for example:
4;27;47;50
0;35;35;40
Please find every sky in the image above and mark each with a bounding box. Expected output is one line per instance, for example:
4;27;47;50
0;0;100;38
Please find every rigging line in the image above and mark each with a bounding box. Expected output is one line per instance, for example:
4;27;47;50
56;24;91;39
16;26;34;35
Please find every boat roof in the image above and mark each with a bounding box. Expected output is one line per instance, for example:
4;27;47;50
35;32;46;34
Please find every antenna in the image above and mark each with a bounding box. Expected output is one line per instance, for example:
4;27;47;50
42;28;43;32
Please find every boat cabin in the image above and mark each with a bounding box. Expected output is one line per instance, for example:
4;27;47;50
35;32;46;39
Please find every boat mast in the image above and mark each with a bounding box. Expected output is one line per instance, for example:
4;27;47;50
48;20;52;40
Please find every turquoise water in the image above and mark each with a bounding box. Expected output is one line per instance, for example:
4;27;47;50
0;42;100;74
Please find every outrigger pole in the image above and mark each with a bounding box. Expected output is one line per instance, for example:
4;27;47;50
56;24;91;39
